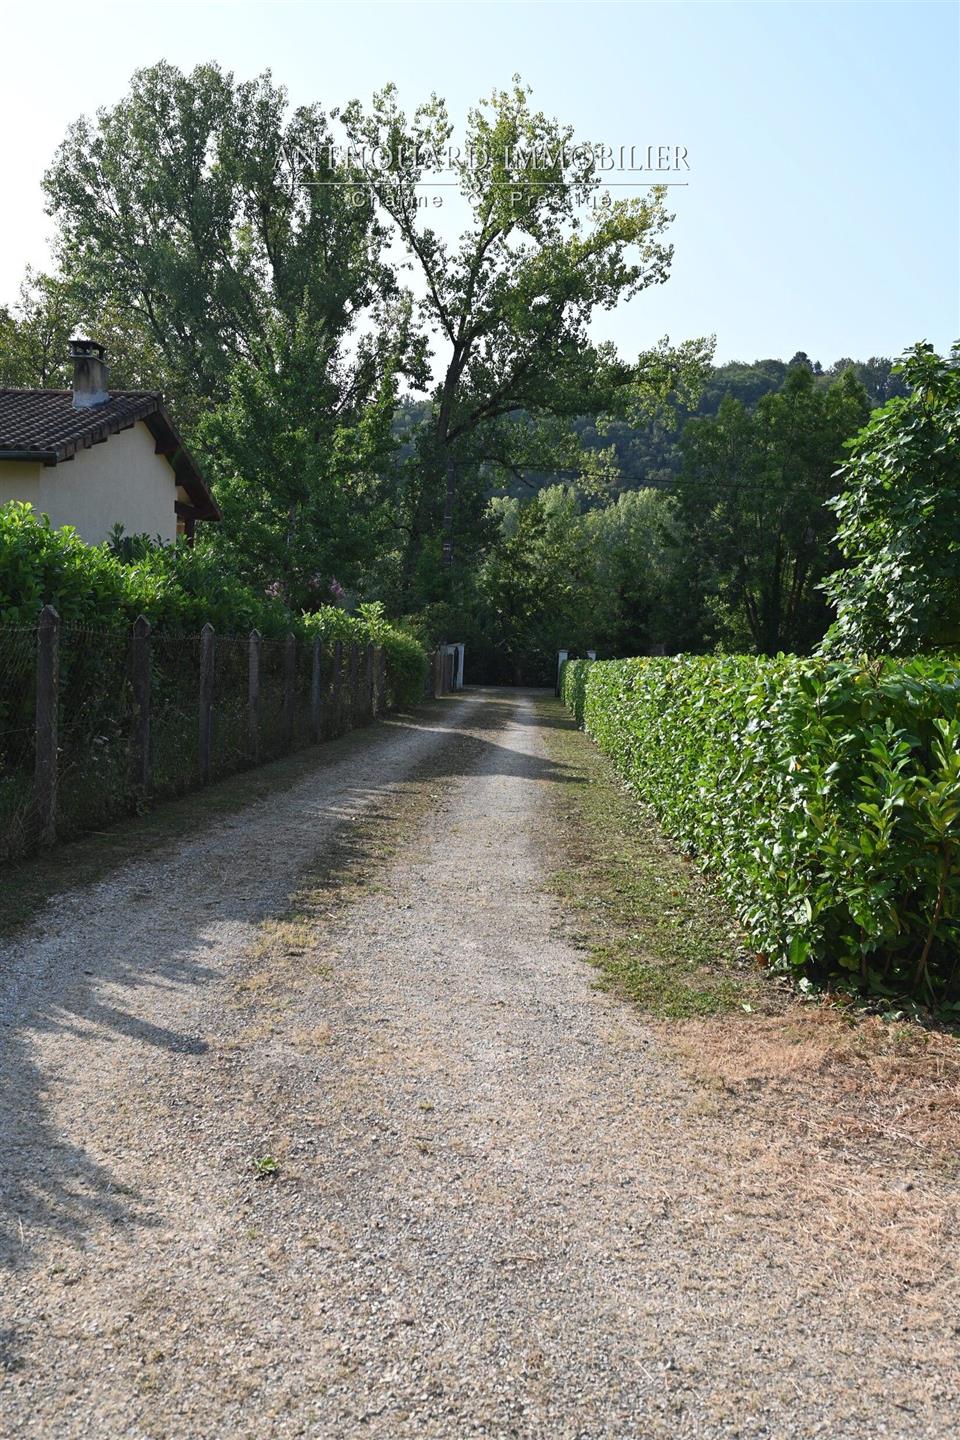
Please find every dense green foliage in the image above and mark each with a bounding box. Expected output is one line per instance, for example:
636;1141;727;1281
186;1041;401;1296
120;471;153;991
562;655;960;1008
468;347;945;672
471;485;679;681
0;270;176;395
408;353;890;674
0;58;947;677
25;62;713;626
569;353;909;497
821;343;960;656
41;61;421;605
339;79;711;589
674;366;870;653
0;504;427;705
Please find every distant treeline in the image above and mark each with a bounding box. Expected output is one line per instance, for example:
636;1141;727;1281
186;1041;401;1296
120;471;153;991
575;353;909;496
393;352;907;505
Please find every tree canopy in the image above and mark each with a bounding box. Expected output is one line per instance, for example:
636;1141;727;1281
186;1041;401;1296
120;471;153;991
342;78;710;597
821;342;960;655
674;364;871;653
42;61;424;603
0;60;940;677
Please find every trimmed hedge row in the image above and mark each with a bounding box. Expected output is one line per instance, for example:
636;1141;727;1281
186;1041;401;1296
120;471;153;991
0;502;427;707
561;655;960;1007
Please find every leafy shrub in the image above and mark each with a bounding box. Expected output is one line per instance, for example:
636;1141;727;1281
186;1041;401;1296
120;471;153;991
0;502;426;703
561;654;960;1007
0;503;128;624
354;603;428;709
820;342;960;656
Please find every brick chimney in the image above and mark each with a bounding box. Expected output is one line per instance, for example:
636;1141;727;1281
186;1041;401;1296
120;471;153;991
68;338;110;408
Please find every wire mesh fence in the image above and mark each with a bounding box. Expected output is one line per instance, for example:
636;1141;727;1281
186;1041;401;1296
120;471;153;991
291;640;316;752
210;633;256;782
57;624;134;842
0;612;389;863
0;625;38;861
259;638;289;763
151;630;204;799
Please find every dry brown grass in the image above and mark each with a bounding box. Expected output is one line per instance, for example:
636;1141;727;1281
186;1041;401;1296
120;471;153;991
248;918;317;962
670;1002;960;1173
542;696;960;1174
716;1138;959;1324
663;1005;960;1323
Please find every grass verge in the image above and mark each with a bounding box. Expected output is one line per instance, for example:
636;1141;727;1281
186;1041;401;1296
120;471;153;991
536;693;769;1018
539;694;960;1174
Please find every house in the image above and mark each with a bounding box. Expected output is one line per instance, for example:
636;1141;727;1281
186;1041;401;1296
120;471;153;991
0;339;219;544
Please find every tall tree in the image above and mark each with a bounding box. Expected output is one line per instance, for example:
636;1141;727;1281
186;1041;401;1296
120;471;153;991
0;268;179;394
824;355;910;405
479;486;600;682
45;63;403;404
582;488;682;654
43;62;417;598
0;272;76;387
342;79;709;596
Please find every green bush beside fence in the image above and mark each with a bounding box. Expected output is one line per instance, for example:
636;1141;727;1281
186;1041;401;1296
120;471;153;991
0;503;430;862
0;502;428;709
561;655;960;1007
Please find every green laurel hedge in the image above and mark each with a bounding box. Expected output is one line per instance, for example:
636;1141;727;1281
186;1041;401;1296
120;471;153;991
561;655;960;1007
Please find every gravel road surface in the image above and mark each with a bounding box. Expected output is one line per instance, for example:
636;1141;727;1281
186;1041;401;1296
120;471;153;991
1;690;957;1438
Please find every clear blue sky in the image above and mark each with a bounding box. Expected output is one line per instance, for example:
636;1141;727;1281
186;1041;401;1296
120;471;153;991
1;0;956;365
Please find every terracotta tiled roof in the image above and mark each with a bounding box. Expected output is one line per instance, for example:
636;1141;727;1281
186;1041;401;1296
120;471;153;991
0;388;164;459
0;388;220;520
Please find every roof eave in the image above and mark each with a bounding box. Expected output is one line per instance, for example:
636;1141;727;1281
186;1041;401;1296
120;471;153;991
144;408;221;522
0;449;59;465
0;390;220;523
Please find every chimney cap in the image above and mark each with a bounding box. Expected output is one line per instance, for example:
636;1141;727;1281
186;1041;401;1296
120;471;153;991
69;336;110;408
68;337;105;360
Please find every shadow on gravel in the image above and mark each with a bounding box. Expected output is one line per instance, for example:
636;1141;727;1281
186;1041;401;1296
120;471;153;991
389;729;582;787
330;692;581;791
474;689;574;728
0;940;221;1275
0;688;578;1276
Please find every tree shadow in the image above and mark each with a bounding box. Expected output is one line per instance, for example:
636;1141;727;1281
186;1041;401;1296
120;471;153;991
425;687;577;736
0;938;221;1274
0;686;580;1276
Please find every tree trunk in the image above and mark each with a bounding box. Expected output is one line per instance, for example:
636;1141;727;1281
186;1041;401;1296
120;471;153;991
441;453;456;569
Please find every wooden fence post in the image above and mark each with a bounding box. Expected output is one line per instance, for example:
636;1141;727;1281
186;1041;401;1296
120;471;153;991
349;643;359;726
332;640;344;734
283;633;297;749
199;622;215;783
311;637;323;742
35;604;60;846
376;645;387;715
365;642;375;721
131;615;151;797
248;628;261;763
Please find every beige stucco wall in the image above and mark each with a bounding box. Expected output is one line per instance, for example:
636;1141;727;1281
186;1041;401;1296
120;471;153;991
0;421;178;544
0;460;43;511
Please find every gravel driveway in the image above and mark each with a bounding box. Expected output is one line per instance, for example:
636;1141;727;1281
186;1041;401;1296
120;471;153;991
0;690;957;1438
